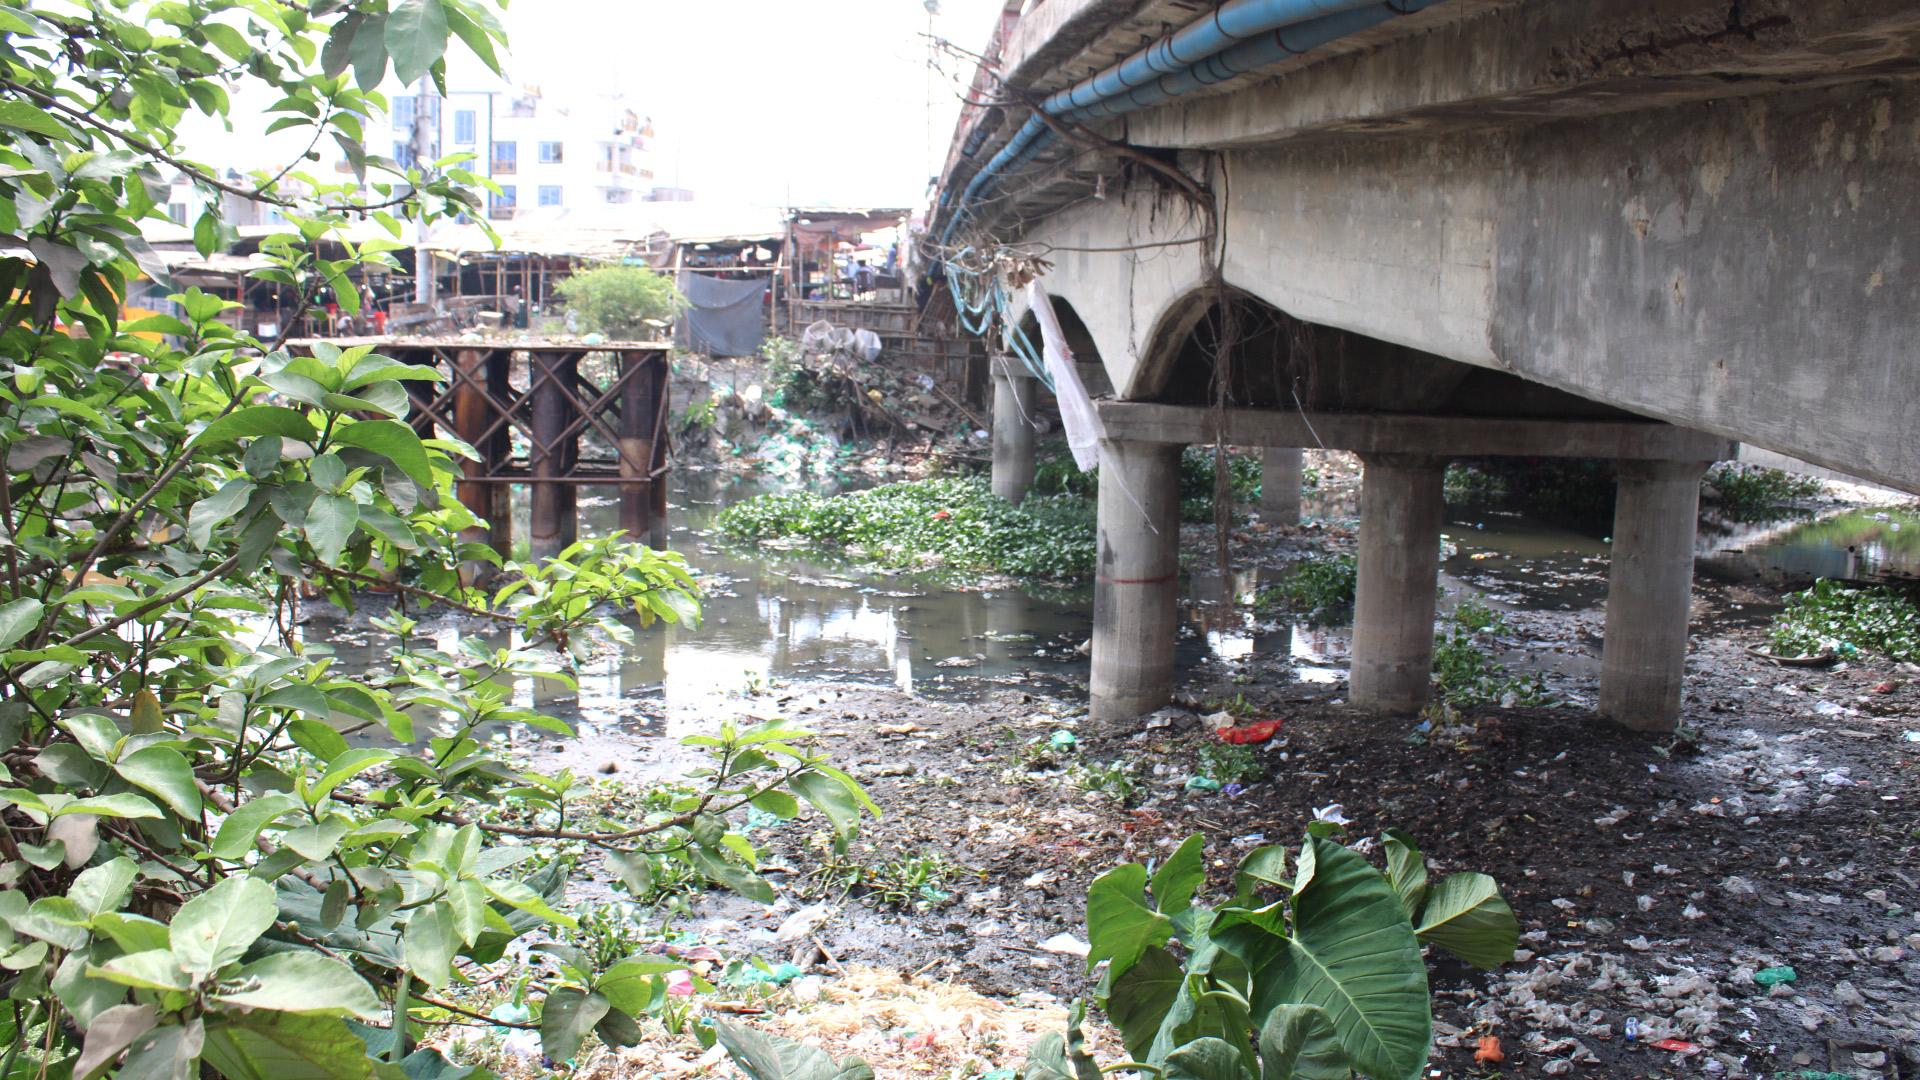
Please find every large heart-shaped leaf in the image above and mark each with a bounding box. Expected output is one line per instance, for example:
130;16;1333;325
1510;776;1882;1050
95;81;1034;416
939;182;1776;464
1255;837;1429;1080
538;987;608;1064
1164;1037;1247;1080
1085;863;1173;978
713;1019;874;1080
1413;873;1517;970
1256;1005;1348;1080
1381;830;1427;920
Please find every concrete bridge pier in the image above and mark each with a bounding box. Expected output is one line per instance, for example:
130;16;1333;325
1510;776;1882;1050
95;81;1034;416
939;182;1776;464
1349;453;1449;713
1600;460;1709;731
990;359;1038;504
1260;447;1304;526
1089;437;1183;722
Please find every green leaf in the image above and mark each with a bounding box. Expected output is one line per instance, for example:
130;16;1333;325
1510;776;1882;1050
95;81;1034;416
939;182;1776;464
212;952;381;1017
483;879;575;928
1106;946;1184;1062
0;597;43;649
77;1003;158;1080
538;987;608;1064
55;952;127;1030
212;793;303;860
305;494;360;565
1234;846;1290;907
0;100;72;139
332;420;434;488
595;957;682;1014
1164;1037;1246;1080
196;406;314;448
201;1011;383;1080
113;746;202;819
321;13;364;80
1084;862;1173;978
1255;837;1429;1080
61;793;162;820
593;1008;643;1049
605;850;651;897
713;1019;875;1080
69;856;137;917
310;747;394;804
1151;833;1206;916
118;1019;204;1080
385;0;449;86
790;771;860;845
90;949;191;993
188;478;258;550
60;713;124;761
1255;1005;1349;1080
172;875;278;976
1382;830;1427;921
402;902;458;988
1413;873;1517;970
350;13;389;92
282;816;352;862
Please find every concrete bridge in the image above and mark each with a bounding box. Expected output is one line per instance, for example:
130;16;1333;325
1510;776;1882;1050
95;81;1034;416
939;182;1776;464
929;0;1920;731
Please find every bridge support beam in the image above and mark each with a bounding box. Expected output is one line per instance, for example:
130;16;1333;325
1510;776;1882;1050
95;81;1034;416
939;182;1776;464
1350;453;1448;713
529;351;578;563
1601;460;1707;731
991;361;1037;504
1090;437;1182;722
1260;447;1304;526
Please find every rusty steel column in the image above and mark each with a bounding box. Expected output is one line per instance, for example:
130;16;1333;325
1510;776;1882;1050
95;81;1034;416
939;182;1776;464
618;350;660;548
528;351;578;562
450;348;495;575
485;349;514;556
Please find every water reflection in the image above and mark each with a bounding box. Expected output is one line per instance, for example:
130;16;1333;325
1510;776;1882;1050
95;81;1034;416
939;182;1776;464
1698;506;1919;587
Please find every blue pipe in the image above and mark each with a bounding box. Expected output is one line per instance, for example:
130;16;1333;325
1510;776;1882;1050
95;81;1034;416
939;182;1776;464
942;0;1442;241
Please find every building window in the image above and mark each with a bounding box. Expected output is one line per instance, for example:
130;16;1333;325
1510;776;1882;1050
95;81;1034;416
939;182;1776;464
168;202;187;224
537;185;562;207
489;184;516;220
538;141;563;164
393;142;414;168
394;96;415;128
491;140;516;174
454;109;476;145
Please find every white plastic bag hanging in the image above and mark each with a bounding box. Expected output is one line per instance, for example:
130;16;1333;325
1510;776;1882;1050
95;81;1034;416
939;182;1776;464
1027;280;1104;471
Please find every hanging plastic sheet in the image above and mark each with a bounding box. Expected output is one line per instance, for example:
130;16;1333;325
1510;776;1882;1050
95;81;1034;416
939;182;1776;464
1027;280;1104;471
675;271;769;357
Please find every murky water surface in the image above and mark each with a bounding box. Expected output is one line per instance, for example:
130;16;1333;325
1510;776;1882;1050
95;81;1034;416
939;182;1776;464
307;476;1911;738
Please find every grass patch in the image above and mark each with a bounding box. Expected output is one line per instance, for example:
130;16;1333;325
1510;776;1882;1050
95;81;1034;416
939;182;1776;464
1256;553;1357;622
806;848;975;911
715;476;1095;579
1196;740;1265;785
1707;463;1822;521
1769;578;1920;662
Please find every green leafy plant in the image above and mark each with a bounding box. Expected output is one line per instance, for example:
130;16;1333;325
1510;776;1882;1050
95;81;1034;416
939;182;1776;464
1031;830;1517;1080
1195;741;1264;786
1256;555;1357;622
716;477;1096;580
0;6;878;1078
1431;626;1552;708
1068;758;1140;803
714;1020;873;1080
1706;463;1822;521
551;263;684;339
806;848;971;911
1769;578;1920;662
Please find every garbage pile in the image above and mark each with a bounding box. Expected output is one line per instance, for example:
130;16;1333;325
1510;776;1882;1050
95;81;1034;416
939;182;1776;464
674;326;997;479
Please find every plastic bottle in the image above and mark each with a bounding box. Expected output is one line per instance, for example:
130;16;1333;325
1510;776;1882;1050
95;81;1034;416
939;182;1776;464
1623;1017;1640;1042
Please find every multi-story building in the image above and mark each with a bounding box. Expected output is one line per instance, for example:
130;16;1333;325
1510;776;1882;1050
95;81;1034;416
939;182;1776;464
337;79;668;220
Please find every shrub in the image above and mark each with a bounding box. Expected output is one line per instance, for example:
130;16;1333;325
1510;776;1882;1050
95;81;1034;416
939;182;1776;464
1707;463;1823;521
1256;554;1358;621
552;263;684;338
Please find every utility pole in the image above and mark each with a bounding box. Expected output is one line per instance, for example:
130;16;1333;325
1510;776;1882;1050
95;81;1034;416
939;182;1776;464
411;78;438;306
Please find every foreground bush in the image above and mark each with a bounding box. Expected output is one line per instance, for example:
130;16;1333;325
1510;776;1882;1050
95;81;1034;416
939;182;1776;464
0;4;870;1077
1770;578;1920;662
716;477;1096;579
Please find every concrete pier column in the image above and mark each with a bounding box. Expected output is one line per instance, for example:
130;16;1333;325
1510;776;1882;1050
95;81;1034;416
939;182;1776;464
1261;447;1304;526
1600;460;1707;731
1090;438;1183;722
1349;453;1448;712
990;360;1037;504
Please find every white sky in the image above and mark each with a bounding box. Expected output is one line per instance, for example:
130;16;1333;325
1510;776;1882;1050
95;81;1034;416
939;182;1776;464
183;0;1009;211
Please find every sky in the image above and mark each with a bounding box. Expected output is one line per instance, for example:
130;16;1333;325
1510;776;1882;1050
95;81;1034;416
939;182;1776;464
184;0;1010;212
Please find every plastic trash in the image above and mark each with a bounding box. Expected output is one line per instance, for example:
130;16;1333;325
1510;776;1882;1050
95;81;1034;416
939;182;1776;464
1622;1017;1639;1042
1184;776;1222;792
1312;803;1350;825
1049;730;1078;750
1473;1036;1504;1065
1649;1038;1697;1053
727;962;805;987
1753;965;1798;987
1221;782;1245;797
1904;730;1920;743
1216;718;1283;744
488;1002;532;1034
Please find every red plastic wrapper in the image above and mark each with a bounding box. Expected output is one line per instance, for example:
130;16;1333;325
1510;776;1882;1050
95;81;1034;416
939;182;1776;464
1649;1038;1697;1052
1216;719;1284;744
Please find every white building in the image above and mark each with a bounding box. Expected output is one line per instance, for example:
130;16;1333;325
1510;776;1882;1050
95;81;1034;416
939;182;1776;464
336;80;672;219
